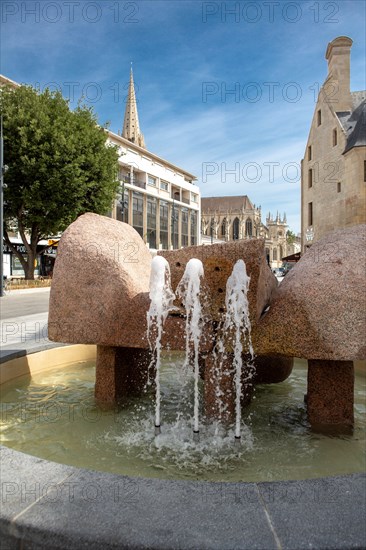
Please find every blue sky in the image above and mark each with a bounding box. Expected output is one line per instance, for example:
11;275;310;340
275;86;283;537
1;0;365;233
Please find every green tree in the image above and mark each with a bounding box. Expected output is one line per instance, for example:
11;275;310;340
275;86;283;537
1;85;119;279
286;229;296;245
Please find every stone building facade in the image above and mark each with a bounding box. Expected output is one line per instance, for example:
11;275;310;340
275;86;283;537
301;36;366;252
201;196;289;268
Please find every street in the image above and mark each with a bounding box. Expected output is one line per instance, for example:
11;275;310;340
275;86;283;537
0;288;50;355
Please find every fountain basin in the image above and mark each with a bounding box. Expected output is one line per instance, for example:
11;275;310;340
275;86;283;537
1;345;365;549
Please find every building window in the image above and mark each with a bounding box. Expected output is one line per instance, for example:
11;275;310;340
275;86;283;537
245;219;252;237
221;218;227;238
147;196;157;249
160;200;169;249
132;192;144;238
191;193;198;203
232;217;240;240
160;180;169;191
191;211;197;245
148;175;156;187
273;248;277;261
265;248;270;265
337;182;341;193
308;145;312;160
333;129;337;146
171;204;179;249
317;110;321;126
308;169;313;188
181;208;189;247
308;202;313;226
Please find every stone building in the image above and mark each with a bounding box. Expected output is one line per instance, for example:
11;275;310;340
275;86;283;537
108;68;200;250
301;36;366;252
201;196;289;268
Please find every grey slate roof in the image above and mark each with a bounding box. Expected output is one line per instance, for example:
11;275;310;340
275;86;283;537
336;94;366;154
343;100;366;153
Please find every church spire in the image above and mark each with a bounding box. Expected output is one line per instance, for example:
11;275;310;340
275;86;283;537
122;65;146;148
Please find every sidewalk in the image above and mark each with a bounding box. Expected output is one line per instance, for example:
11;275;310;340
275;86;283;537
3;286;52;296
0;288;54;361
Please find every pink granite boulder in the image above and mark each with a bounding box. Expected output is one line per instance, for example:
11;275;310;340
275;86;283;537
252;224;366;361
48;213;151;348
159;239;277;328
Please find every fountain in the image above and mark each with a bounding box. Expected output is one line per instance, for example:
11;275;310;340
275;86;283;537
1;213;365;549
222;259;254;444
176;258;204;441
147;255;175;435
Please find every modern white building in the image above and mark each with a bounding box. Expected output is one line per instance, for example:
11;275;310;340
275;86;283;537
108;69;200;250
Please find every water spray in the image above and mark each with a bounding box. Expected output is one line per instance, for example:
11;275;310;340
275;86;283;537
223;259;254;445
176;258;204;443
147;256;175;436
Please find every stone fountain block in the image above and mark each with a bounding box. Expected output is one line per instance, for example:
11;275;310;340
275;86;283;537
159;239;277;328
95;346;152;408
307;360;354;433
204;353;254;422
253;356;294;384
252;224;366;361
48;213;151;349
161;316;215;352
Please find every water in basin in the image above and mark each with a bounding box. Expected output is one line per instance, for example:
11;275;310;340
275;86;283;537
1;353;365;482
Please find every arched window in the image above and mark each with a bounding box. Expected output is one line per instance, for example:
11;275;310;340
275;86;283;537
221;218;227;238
265;248;270;265
245;219;253;237
232;217;240;240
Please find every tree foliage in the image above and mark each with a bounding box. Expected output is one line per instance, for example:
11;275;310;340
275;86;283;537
286;229;296;245
1;84;119;278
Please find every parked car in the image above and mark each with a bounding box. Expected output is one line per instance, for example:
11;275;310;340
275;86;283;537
273;268;286;278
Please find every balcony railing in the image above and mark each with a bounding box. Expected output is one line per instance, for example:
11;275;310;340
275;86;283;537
120;176;146;190
181;197;190;205
132;179;146;189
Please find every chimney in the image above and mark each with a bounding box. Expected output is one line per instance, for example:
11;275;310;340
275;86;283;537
325;36;353;111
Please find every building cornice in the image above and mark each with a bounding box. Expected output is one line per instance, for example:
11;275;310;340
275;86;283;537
108;130;197;182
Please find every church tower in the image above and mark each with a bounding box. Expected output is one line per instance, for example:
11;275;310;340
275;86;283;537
122;66;146;149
